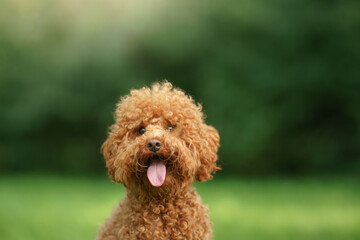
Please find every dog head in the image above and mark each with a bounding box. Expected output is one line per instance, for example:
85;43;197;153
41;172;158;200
102;82;220;195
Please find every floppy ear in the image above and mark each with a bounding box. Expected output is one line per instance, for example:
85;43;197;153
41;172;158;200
101;132;119;182
101;126;126;183
195;124;221;182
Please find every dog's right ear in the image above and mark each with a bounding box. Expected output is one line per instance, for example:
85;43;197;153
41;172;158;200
101;126;125;183
101;133;117;182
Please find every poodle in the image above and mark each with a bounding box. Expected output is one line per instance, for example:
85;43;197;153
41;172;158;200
96;81;220;240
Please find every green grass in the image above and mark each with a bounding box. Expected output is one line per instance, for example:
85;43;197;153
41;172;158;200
0;175;359;240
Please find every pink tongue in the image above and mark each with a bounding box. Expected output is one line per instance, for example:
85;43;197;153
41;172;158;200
147;159;166;187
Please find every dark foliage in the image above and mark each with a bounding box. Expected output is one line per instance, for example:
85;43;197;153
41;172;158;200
0;0;359;175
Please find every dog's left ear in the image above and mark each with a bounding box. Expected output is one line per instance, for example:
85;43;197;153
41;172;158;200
195;123;220;182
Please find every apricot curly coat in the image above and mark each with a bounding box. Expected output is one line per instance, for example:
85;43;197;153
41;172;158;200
96;82;220;240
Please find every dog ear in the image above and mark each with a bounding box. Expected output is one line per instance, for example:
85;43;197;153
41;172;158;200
101;133;117;182
101;127;124;183
195;124;221;182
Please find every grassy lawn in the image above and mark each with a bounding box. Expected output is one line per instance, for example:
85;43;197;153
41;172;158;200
0;175;359;240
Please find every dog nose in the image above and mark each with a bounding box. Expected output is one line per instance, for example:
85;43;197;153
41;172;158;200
147;139;161;152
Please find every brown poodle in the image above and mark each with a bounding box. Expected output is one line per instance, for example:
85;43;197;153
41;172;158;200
96;81;220;240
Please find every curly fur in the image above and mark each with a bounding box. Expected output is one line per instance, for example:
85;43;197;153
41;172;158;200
96;81;220;240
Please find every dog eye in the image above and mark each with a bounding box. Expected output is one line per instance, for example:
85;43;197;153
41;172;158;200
139;127;146;135
166;125;174;131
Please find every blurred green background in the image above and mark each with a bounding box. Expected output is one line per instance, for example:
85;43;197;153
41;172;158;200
0;0;359;239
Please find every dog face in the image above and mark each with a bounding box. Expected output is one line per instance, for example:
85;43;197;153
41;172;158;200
102;82;220;194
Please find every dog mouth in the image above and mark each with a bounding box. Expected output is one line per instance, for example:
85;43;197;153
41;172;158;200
146;155;166;187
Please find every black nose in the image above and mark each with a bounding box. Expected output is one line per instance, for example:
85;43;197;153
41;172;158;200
147;139;161;152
